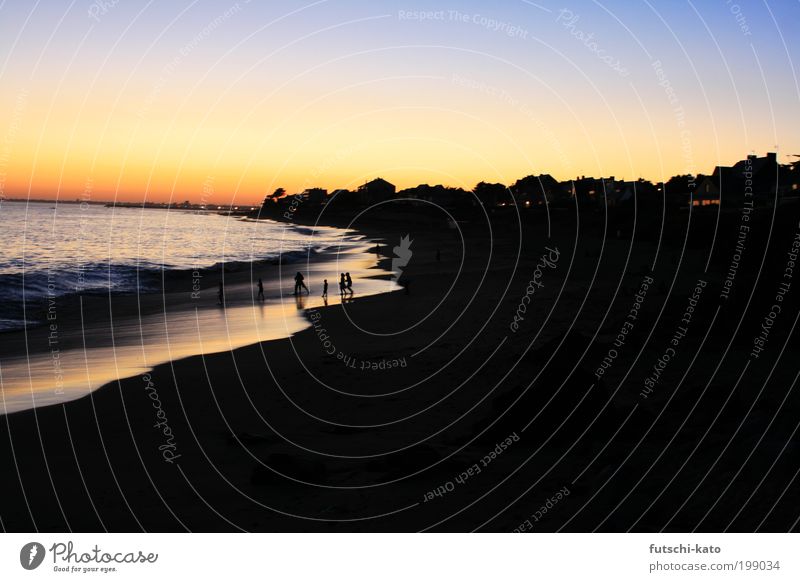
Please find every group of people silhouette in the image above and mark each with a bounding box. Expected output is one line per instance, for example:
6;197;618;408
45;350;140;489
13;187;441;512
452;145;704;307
216;271;356;307
321;272;354;298
297;271;354;297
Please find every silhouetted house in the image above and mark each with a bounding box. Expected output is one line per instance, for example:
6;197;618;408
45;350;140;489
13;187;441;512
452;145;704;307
683;153;780;210
567;176;628;206
628;178;659;203
606;180;656;206
565;175;654;207
691;174;722;207
732;152;779;206
595;176;642;207
606;179;632;206
567;176;600;205
301;188;328;204
780;158;800;203
399;184;469;208
357;178;395;204
326;188;359;207
663;174;698;208
473;182;511;207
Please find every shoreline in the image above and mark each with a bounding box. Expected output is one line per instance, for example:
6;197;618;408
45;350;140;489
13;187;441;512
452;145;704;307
0;213;359;335
0;222;399;415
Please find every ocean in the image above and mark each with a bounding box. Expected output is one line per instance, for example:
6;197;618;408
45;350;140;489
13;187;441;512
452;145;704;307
0;200;357;332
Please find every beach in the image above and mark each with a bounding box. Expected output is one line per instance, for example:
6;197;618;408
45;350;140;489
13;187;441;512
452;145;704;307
0;226;399;414
1;202;798;532
2;4;800;578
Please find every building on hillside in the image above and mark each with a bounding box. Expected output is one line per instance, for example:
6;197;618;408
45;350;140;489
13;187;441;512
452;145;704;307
399;184;468;208
357;178;396;204
567;176;599;204
301;188;328;204
567;176;624;205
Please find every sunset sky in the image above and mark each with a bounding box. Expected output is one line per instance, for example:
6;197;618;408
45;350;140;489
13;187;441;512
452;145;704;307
0;0;798;205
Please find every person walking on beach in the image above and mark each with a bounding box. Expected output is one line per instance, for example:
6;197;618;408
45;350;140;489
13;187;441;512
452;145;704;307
218;281;224;305
322;279;328;298
345;272;353;294
339;273;346;295
294;271;309;295
256;278;264;301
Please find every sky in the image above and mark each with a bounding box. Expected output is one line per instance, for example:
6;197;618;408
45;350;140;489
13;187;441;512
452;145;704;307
0;0;798;205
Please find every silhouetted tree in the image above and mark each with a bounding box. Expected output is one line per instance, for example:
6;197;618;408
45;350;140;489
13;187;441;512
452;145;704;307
663;175;697;208
511;174;565;205
262;188;286;210
632;178;658;197
663;175;694;195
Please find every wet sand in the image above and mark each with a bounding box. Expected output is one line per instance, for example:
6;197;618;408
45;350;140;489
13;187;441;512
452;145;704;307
0;241;399;414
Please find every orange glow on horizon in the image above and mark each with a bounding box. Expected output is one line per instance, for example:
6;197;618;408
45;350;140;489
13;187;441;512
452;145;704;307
0;47;790;205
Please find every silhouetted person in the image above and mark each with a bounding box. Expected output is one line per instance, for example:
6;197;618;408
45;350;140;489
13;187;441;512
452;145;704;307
436;249;441;262
339;273;346;295
218;281;224;305
345;272;353;294
322;279;328;297
294;271;308;295
257;278;264;301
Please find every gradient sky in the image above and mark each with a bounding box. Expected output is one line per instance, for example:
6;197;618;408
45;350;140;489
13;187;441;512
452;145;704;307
0;0;798;204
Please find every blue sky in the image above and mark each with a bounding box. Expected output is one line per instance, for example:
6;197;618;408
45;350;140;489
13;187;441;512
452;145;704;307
0;0;798;201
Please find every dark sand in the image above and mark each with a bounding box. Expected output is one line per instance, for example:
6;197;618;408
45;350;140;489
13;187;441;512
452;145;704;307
1;202;799;532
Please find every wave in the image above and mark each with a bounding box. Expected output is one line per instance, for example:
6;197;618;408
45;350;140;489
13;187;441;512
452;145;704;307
0;206;366;332
0;247;327;332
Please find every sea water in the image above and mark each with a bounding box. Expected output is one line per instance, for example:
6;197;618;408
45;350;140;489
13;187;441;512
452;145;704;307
0;200;356;331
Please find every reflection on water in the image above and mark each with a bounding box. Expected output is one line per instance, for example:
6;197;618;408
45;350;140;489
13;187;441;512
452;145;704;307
0;201;359;331
0;251;400;414
0;300;308;414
